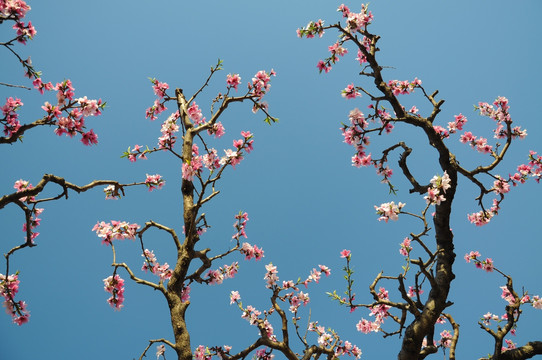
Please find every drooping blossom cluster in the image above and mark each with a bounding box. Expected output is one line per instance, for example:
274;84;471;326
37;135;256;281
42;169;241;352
0;273;30;325
375;201;405;222
92;220;140;245
205;262;239;285
103;274;125;310
2;97;24;137
464;251;494;272
424;171;451;205
356;287;390;334
13;179;43;243
145;174;165;191
438;330;452;348
141;249;172;281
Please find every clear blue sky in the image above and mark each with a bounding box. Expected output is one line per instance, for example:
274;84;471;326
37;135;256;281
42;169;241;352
1;1;541;359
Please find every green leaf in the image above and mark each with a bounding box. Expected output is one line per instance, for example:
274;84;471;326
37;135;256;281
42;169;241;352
264;116;279;125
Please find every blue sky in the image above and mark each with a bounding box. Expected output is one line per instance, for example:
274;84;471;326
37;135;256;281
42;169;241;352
1;1;541;359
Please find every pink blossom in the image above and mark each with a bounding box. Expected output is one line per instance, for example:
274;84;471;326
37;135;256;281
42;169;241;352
81;129;98;146
374;201;405;222
187;102;205;125
492;177;510;194
226;73;241;90
399;237;412;256
341;83;361;99
150;78;169;99
230;291;241;304
439;330;452;348
532;295;542;309
145;174;165;191
340;249;351;258
103;274;125;310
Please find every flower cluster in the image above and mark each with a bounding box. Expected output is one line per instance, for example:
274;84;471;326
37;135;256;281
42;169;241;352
240;242;264;261
34;80;104;145
13;179;43;243
145;174;165;191
459;131;492;154
0;273;30;325
424;171;451;205
21;207;43;243
145;78;169;121
150;78;169;99
341;83;361;99
264;263;278;288
103;274;125;310
92;220;140;245
232;211;249;240
341;3;373;33
438;330;452;348
375;201;405;222
193;345;212;360
141;249;172;281
4;79;102;144
356;287;390;334
187;102;206;126
309;322;362;358
447;113;468;134
2;97;24;137
248;69;275;114
296;19;325;39
1;0;34;44
467;198;501;226
387;78;421;96
303;265;331;287
226;73;241;90
205;262;239;285
464;251;494;272
158;111;180;149
399;237;412;256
